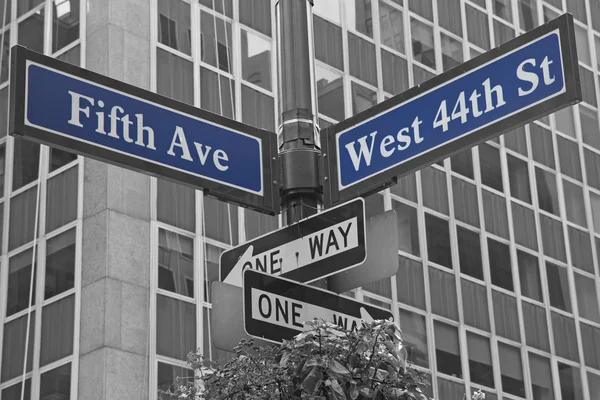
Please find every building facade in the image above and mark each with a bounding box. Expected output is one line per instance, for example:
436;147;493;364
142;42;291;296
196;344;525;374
0;0;599;399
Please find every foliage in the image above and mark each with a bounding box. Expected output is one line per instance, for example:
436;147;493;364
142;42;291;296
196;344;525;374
168;319;485;400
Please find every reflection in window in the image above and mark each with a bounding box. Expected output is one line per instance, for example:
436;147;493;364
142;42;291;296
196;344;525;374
396;256;426;310
158;362;193;400
46;166;78;233
546;262;572;312
479;144;503;191
45;229;75;300
313;0;341;23
40;295;74;366
438;0;462;35
392;201;419;256
466;5;490;50
346;0;373;37
315;64;345;121
457;227;483;280
52;0;80;53
453;178;480;227
156;295;196;361
563;180;586;227
18;0;43;17
451;149;473;179
9;186;38;251
425;214;451;269
2;314;35;382
517;250;542;301
507;155;531;203
18;10;44;53
557;136;581;181
441;34;462;71
408;0;433;20
239;0;271;36
493;0;512;22
200;11;232;73
204;196;238;244
349;33;377;85
314;15;343;70
398;308;428;367
351;82;377;115
41;363;71;398
568;227;594;274
434;321;462;378
494;20;515;46
381;49;408;95
158;229;194;298
558;363;584;400
535;168;559;215
488;239;513;291
411;19;435;69
241;30;271;90
157;178;195;232
467;333;494;388
13;138;40;190
157;48;194;105
413;64;434;85
49;147;77;172
554;106;575;138
543;6;559;23
7;249;35;316
241;85;275;131
518;0;537;31
200;66;235;118
379;2;403;54
575;24;590;66
574;273;600;323
499;343;525;397
0;29;8;84
199;0;233;17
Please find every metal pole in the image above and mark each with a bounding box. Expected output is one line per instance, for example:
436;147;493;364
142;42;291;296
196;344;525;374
276;0;321;225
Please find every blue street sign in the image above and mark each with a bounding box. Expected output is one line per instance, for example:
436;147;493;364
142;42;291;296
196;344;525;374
321;13;581;208
10;46;279;215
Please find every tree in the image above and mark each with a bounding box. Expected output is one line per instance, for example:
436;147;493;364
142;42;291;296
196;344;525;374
169;319;485;400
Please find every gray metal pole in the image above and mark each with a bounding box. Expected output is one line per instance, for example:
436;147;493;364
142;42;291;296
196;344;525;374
276;0;321;225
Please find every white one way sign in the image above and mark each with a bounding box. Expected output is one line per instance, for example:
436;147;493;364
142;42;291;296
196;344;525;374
220;198;366;286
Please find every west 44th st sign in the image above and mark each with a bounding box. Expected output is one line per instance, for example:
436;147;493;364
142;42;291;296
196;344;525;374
321;13;581;207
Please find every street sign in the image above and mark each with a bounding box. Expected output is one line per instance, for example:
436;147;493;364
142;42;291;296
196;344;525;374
243;269;393;344
220;198;366;287
321;13;581;208
9;45;280;215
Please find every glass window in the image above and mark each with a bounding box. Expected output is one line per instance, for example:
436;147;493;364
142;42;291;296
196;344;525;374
49;147;77;172
466;5;490;50
158;229;194;298
52;0;79;53
574;273;600;323
580;105;600;150
391;172;417;201
0;143;5;195
546;262;572;312
7;249;34;317
523;302;550;351
554;106;575;138
56;43;80;67
512;203;538;250
245;208;277;240
451;149;473;179
462;279;490;331
18;10;44;53
239;0;270;36
507;154;531;203
441;34;462;71
408;0;433;20
536;168;559;215
0;32;8;85
530;353;554;400
41;295;74;366
518;251;542;301
346;0;373;36
158;362;194;399
479;144;503;191
199;0;233;17
563;180;586;227
493;290;520;341
46;166;78;233
425;214;451;269
156;295;196;361
557;136;582;181
421;167;448;214
396;256;426;309
398;308;428;367
558;363;584;400
348;33;377;86
381;49;409;95
499;343;525;397
203;244;221;302
529;123;555;169
158;0;191;54
576;23;591;66
580;66;597;107
457;226;483;280
45;229;75;300
567;0;587;23
437;0;461;35
413;64;434;85
585;149;600;191
316;64;345;121
18;0;43;16
351;82;377;115
411;19;435;69
2;380;31;399
200;66;235;118
1;313;34;381
430;267;459;320
581;323;600;370
488;239;513;291
314;15;343;70
593;0;600;31
13;138;40;190
453;178;480;227
200;11;232;73
467;333;494;388
156;49;194;105
595;35;600;71
392;200;419;256
157;178;195;232
493;0;512;22
379;2;404;54
568;227;594;274
483;190;509;239
41;363;71;399
589;372;600;400
313;0;341;23
494;20;514;46
434;321;462;378
540;214;566;262
505;126;528;156
9;186;38;251
241;29;271;90
241;85;275;131
0;0;10;28
518;0;537;31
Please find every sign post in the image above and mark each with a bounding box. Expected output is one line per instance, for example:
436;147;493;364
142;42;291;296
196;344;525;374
321;13;581;207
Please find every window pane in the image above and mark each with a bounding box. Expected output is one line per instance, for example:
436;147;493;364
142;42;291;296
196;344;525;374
540;215;566;261
56;43;80;66
488;239;513;291
457;227;483;279
574;273;600;323
421;167;448;214
7;249;35;317
441;33;462;71
241;85;274;131
425;214;451;269
40;363;71;400
575;24;590;66
435;321;462;377
49;147;77;172
199;0;232;17
580;323;600;369
580;105;600;150
1;313;34;381
411;18;435;69
483;190;509;239
46;166;78;233
493;0;512;22
316;64;345;121
203;244;221;302
453;178;480;227
558;363;584;400
563;180;586;226
156;295;196;361
13;139;40;190
494;20;514;46
518;251;542;301
18;10;44;53
430;267;458;320
379;2;404;54
529;353;554;400
438;0;461;35
398;308;428;367
200;66;235;118
346;0;373;36
568;227;594;273
507;155;531;203
158;362;193;399
529;123;555;169
462;279;490;331
0;143;5;194
2;380;31;399
41;295;74;366
0;31;8;85
381;49;408;95
585;149;600;191
313;0;340;23
158;229;194;298
499;343;525;397
554;106;575;138
200;11;232;73
479;144;503;191
546;262;572;312
9;186;38;251
392;200;419;256
493;290;520;340
408;0;432;20
413;64;434;85
505;126;528;156
351;81;377;115
203;198;238;244
396;256;426;309
241;30;271;90
314;15;343;70
0;0;10;28
45;229;75;300
518;0;538;31
557;136;582;181
451;149;473;179
348;33;377;86
157;178;195;232
156;49;194;105
245;208;277;241
580;66;597;107
589;372;600;400
595;35;600;70
466;5;490;50
467;332;494;388
536;168;559;215
523;302;550;351
52;0;79;53
239;0;270;36
391;173;417;201
512;202;538;250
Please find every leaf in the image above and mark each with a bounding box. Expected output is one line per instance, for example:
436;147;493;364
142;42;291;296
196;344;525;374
327;359;351;382
327;379;347;400
301;366;324;394
279;352;291;367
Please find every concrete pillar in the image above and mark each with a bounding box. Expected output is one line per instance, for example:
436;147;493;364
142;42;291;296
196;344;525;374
79;0;152;398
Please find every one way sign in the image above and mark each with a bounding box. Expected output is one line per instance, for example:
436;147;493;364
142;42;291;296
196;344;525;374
220;198;366;286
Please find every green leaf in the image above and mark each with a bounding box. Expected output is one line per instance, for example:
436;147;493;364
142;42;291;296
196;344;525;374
301;366;323;394
327;359;351;382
